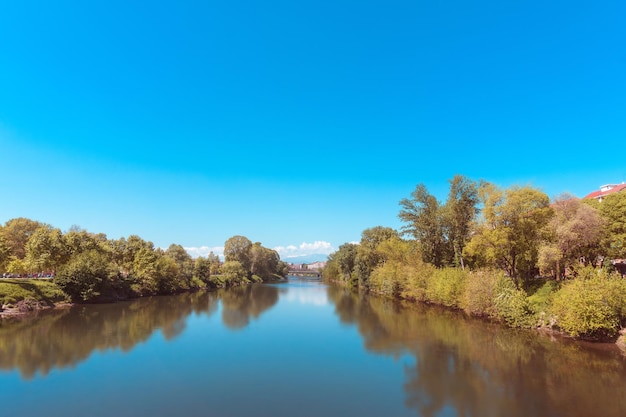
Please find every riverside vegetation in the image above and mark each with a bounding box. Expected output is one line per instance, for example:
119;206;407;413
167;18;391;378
323;176;626;343
0;220;287;309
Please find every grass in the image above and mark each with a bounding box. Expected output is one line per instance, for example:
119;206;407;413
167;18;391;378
0;279;69;306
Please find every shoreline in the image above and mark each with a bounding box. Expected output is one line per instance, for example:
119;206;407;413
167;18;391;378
327;279;626;352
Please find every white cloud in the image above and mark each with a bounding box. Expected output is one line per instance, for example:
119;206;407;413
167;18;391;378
184;246;224;259
274;241;335;259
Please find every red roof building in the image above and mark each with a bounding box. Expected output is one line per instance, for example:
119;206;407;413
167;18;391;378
584;183;626;201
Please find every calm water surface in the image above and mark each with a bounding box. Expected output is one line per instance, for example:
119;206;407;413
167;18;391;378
1;277;626;417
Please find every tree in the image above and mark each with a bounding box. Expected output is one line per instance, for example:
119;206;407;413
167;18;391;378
464;184;552;286
2;218;43;259
333;243;359;286
354;226;398;289
207;251;221;275
0;231;10;272
24;226;68;273
55;250;117;302
165;244;194;285
443;175;479;269
220;260;248;286
224;236;253;276
250;243;281;280
538;195;604;279
109;235;154;275
594;192;626;259
399;184;449;267
194;256;212;283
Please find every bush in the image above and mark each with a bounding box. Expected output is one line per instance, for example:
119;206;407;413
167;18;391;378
461;269;504;317
550;269;626;339
493;280;534;328
425;268;467;308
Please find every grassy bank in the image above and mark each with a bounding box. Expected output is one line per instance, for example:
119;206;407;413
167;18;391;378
0;279;69;307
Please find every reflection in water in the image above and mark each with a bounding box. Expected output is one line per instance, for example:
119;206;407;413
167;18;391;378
2;281;626;417
0;291;219;379
326;286;626;417
0;285;282;380
219;284;279;329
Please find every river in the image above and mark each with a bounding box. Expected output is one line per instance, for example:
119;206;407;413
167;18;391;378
1;277;625;417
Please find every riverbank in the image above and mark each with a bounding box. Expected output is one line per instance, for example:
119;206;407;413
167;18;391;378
0;275;288;319
326;274;626;350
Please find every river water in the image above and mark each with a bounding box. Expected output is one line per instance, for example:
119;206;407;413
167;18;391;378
1;277;625;417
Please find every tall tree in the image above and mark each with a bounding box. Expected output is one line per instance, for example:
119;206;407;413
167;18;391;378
354;226;399;289
399;184;449;267
224;235;253;276
2;218;43;259
443;175;479;270
538;195;604;279
464;184;552;286
24;226;68;273
594;192;626;259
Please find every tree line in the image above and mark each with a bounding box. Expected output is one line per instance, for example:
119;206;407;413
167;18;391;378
324;175;626;340
0;218;287;302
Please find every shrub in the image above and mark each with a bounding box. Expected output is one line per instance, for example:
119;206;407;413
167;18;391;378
461;269;504;317
550;269;626;339
493;278;534;328
425;268;467;308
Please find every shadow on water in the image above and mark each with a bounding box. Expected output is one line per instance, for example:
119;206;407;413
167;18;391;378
326;285;626;417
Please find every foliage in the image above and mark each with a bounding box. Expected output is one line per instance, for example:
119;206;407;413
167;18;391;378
443;175;480;269
594;192;626;259
493;282;534;328
220;261;248;286
538;195;603;279
460;269;504;317
224;235;253;275
1;218;43;259
399;184;448;266
464;184;552;286
550;267;626;339
425;268;467;308
55;250;118;302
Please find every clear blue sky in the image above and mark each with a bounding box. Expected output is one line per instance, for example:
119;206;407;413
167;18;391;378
1;0;624;260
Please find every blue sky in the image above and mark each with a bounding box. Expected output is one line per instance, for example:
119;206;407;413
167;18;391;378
1;0;624;260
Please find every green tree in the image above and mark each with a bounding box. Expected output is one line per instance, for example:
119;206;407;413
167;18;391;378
443;175;479;269
207;251;221;275
595;192;626;259
354;226;398;289
399;184;449;267
194;256;212;283
130;247;160;295
24;226;68;273
2;218;43;259
164;244;194;285
55;250;117;302
464;184;552;286
250;242;282;280
224;236;253;276
0;231;10;272
220;260;248;286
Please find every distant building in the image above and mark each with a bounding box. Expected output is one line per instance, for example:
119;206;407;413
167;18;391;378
306;261;327;271
584;183;626;202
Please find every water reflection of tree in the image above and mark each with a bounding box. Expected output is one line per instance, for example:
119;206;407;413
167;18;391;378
219;284;279;330
327;286;626;417
0;291;217;379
